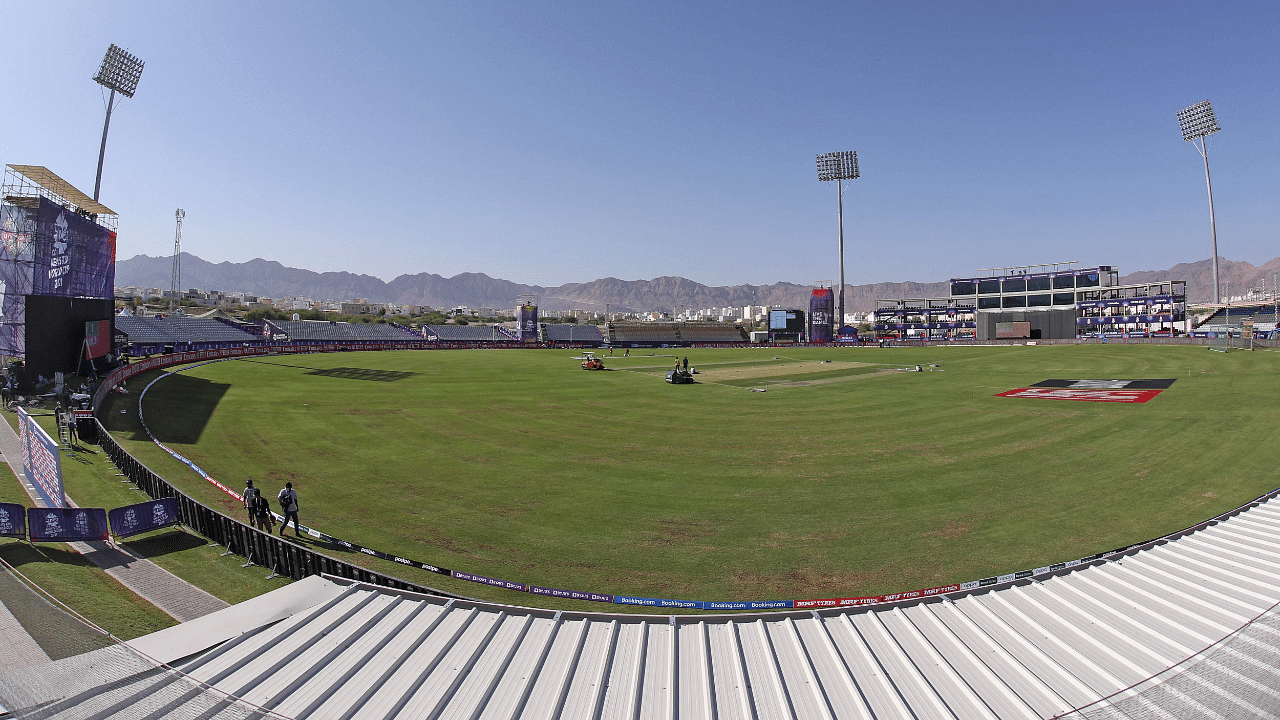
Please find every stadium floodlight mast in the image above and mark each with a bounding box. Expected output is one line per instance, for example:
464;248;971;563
816;150;860;331
92;44;145;202
1177;100;1222;304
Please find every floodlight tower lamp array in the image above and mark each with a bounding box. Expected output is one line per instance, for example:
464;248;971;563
92;44;145;202
1177;100;1222;304
816;150;860;332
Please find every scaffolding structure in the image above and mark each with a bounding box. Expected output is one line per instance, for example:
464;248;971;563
2;165;117;231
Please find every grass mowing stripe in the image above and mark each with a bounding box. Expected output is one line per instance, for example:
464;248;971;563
104;345;1279;613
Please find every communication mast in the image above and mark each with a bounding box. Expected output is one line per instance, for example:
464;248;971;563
171;209;184;314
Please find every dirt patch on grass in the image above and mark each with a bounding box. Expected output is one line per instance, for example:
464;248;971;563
921;520;974;539
409;526;511;558
761;529;850;548
639;518;722;547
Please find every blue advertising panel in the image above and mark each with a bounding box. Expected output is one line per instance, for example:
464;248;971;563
33;197;115;299
27;507;109;542
808;288;834;343
0;203;36;356
108;498;180;538
17;408;63;508
0;502;25;538
515;304;538;342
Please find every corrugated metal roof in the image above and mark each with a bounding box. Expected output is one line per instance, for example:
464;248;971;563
5;164;117;217
18;495;1280;718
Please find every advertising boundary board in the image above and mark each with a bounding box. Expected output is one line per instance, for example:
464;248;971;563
17;407;64;508
120;353;1280;611
0;501;26;538
27;507;108;542
108;498;180;539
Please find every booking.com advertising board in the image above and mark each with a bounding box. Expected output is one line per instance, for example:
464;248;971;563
17;407;63;508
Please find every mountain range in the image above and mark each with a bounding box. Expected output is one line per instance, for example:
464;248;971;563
116;253;1280;314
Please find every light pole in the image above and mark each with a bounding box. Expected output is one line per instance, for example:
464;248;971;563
1177;100;1222;304
816;150;860;331
92;44;145;202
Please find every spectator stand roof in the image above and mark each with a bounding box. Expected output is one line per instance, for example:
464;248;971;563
10;490;1280;719
267;320;419;342
541;323;604;343
114;316;258;345
424;324;519;342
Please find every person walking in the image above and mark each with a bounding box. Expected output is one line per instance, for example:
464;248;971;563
242;479;259;526
255;492;274;533
278;482;300;537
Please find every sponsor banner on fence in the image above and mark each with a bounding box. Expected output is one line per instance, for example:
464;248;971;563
530;586;613;603
27;507;108;542
108;498;180;538
0;502;26;538
17;407;63;508
995;379;1174;403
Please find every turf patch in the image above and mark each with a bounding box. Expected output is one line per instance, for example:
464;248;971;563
304;367;421;382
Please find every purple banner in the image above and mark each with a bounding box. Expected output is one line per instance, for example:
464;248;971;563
27;507;108;542
33;197;114;298
516;304;538;342
0;502;25;538
808;288;834;343
17;408;63;508
108;498;180;538
0;203;36;356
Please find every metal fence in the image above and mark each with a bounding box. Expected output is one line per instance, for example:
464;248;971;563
95;421;465;600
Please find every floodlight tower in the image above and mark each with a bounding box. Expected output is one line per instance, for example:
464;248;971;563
92;44;145;202
1177;100;1222;304
816;150;860;331
171;209;184;314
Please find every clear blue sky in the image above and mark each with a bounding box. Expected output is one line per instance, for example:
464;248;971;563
2;1;1276;288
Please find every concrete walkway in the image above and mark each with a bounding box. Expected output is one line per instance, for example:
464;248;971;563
0;411;229;666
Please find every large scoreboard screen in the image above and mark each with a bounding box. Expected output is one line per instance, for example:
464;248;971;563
769;309;806;333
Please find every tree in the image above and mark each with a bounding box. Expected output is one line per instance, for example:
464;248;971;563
245;308;289;322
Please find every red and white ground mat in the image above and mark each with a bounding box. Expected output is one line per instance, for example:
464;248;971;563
996;378;1175;403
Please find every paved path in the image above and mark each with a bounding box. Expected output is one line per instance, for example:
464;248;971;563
0;411;229;667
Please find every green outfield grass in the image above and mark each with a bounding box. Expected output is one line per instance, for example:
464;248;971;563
99;344;1279;612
